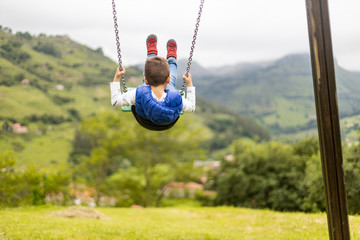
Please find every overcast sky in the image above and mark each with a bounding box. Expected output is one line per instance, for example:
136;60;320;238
0;0;359;71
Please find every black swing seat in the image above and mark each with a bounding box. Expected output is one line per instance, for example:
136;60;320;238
131;105;179;131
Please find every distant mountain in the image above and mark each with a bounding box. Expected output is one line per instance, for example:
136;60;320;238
178;54;360;135
352;71;360;78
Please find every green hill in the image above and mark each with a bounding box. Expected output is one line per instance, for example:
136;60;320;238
0;28;269;168
178;54;360;136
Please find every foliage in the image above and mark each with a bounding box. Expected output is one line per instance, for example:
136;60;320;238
15;31;32;40
214;133;360;214
343;139;360;215
24;114;71;124
72;110;208;207
194;190;216;206
301;153;325;212
51;94;74;105
0;151;71;207
67;108;81;121
215;138;307;211
0;39;31;64
33;41;61;58
105;165;173;207
29;78;49;92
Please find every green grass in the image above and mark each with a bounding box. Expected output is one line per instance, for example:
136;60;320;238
0;85;65;119
274;113;360;143
15;122;75;168
263;97;314;129
0;122;75;169
1;206;360;239
340;115;360;144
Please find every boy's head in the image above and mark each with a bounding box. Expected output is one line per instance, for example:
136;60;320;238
144;56;170;86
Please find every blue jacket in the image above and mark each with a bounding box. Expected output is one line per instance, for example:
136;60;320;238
135;85;183;125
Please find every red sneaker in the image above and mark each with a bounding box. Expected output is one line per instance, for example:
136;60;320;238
146;34;158;55
166;39;177;59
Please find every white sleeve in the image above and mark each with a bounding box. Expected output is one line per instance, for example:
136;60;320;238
182;86;196;112
110;82;136;106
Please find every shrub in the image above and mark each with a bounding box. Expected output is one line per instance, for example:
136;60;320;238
33;42;61;58
52;95;74;105
0;151;72;207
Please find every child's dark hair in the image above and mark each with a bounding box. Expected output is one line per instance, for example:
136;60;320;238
144;56;170;86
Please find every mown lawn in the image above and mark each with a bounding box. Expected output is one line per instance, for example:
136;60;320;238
0;206;360;240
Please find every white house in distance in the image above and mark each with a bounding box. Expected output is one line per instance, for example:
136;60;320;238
12;123;28;134
56;84;64;91
21;79;30;85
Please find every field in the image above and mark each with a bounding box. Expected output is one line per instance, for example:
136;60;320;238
1;206;360;240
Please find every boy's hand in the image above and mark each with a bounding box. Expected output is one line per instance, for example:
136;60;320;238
183;73;193;87
113;67;126;82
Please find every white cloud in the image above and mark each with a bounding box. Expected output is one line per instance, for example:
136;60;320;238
0;0;360;70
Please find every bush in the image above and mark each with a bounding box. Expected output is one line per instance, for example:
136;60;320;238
52;95;74;105
14;73;25;82
29;78;48;93
25;114;70;124
0;151;72;207
215;139;308;212
195;190;216;206
33;42;61;58
15;31;32;40
301;154;325;212
0;40;30;63
0;78;16;86
0;151;43;206
68;108;81;121
344;143;360;214
216;140;305;211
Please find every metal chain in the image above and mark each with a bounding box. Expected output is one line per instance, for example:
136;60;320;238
182;0;205;94
112;0;127;93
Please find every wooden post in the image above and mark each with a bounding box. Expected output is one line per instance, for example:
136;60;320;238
305;0;350;239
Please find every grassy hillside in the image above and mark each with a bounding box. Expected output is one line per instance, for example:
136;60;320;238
0;28;269;168
2;206;360;239
180;54;360;137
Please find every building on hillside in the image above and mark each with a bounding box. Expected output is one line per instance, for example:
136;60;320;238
12;123;28;134
21;79;30;85
67;184;116;207
194;160;220;170
56;84;65;91
224;155;234;162
163;181;203;198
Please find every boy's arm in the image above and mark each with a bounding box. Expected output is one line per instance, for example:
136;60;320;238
110;67;136;106
181;73;196;112
110;82;136;106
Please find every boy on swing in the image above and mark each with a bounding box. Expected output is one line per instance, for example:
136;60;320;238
110;34;196;126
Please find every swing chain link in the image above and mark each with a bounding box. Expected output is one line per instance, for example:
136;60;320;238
112;0;127;93
182;0;205;95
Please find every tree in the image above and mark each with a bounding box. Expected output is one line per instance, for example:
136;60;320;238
0;151;73;207
343;129;360;214
33;41;61;58
301;153;325;212
215;138;307;211
73;110;208;206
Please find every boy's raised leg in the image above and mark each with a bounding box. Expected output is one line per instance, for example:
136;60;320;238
167;39;177;89
143;34;158;84
147;34;158;55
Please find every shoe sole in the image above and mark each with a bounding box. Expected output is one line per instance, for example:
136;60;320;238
147;34;157;43
167;39;177;47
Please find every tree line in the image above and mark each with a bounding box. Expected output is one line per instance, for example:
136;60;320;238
1;109;360;214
